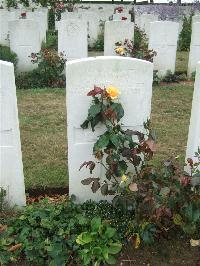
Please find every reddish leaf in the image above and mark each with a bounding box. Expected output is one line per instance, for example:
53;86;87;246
81;178;96;185
0;225;7;233
129;183;138;192
180;176;191;187
8;243;22;252
79;161;95;174
91;179;100;193
187;158;193;167
87;86;103;96
146;138;156;152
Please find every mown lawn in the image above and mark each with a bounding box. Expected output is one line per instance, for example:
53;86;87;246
17;82;194;190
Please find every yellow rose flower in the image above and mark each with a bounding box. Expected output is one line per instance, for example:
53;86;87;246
121;174;127;182
106;86;120;100
115;46;125;55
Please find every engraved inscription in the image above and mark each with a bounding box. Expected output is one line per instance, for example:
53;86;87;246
66;23;80;37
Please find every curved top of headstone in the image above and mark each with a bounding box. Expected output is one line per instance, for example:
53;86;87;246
66;56;153;127
150;20;179;27
0;60;13;67
66;56;153;67
0;60;15;89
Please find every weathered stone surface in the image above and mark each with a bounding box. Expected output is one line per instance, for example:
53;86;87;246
58;19;87;60
104;21;134;56
188;23;200;78
0;60;26;206
185;62;200;174
149;21;179;77
9;19;41;72
66;56;153;202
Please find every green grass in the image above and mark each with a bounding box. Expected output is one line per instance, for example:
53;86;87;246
17;89;67;189
17;83;194;190
176;51;189;73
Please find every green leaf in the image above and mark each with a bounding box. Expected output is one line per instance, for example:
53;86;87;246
49;260;56;266
91;179;101;193
83;253;91;265
110;134;121;147
91;217;101;232
101;183;108;195
160;187;170;197
81;119;89;129
105;254;117;265
105;227;116;239
88;103;102;118
118;160;128;175
111;103;124;121
173;214;183;225
94;261;100;266
94;133;110;151
90;114;101;131
191;175;200;186
76;232;93;245
93;246;102;255
102;246;109;260
108;242;122;254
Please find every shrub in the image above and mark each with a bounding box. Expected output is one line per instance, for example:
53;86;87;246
115;39;156;62
93;33;104;52
93;21;105;52
162;70;187;83
82;200;135;241
16;48;66;89
80;85;200;247
134;25;148;50
5;0;17;8
0;200;122;265
48;8;55;30
0;45;18;69
76;217;122;265
153;70;162;85
178;15;192;51
115;26;156;62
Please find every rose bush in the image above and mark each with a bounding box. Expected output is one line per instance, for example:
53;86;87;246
80;85;200;247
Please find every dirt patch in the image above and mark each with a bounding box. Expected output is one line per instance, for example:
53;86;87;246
118;237;200;266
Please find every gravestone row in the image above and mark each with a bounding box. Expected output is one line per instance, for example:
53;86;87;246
1;56;200;206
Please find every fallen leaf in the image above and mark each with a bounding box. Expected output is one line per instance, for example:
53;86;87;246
8;243;23;252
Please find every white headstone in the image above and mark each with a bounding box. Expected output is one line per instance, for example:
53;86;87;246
138;13;159;38
80;11;99;47
0;60;26;206
55;11;82;31
9;19;41;72
149;21;179;77
192;15;200;24
27;10;48;43
0;10;17;46
66;56;153;202
58;19;87;61
0;10;9;46
104;21;134;56
185;62;200;173
188;23;200;78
